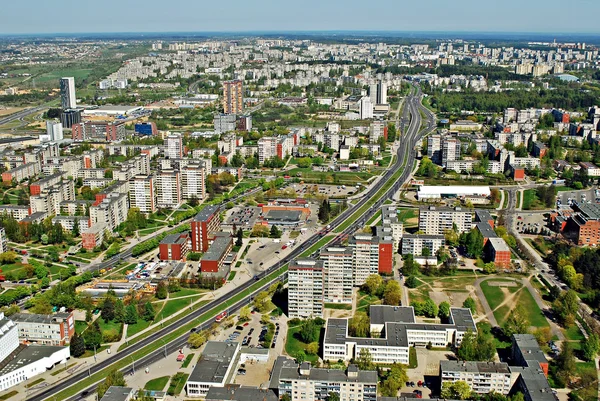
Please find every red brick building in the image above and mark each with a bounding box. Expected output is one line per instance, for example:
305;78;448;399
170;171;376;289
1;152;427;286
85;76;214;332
191;205;221;252
159;232;190;261
485;237;511;269
200;234;232;275
377;240;394;274
565;203;600;246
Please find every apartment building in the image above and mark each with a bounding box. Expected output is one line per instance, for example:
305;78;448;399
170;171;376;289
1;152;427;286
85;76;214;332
129;175;156;214
0;205;30;221
323;306;476;364
288;259;324;319
159;233;190;261
90;192;129;232
441;138;461;165
164;133;184;159
320;247;353;304
272;358;377;401
191;205;221;252
155;169;182;208
401;234;445;256
418;206;472;235
0;228;7;253
29;173;65;196
579;161;600;177
485;237;511;269
427;134;442;164
349;234;393;285
369;120;386;144
181;164;207;200
380;205;403;247
1;162;41;183
200;234;232;276
186;341;240;398
11;312;75;346
29;180;76;216
51;216;91;233
440;361;515;395
214;114;237;134
81;223;106;250
222;80;243;114
258;137;278;164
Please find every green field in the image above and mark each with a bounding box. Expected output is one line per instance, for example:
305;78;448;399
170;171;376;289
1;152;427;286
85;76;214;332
522;189;540;210
126;319;153;338
283;168;377;185
153;297;203;323
144;376;169;391
34;68;95;84
75;320;88;335
480;279;522;311
168;288;207;298
228;271;237;281
398;208;418;225
98;319;123;342
357;290;382;312
285;325;320;363
324;303;352;310
182;353;195;368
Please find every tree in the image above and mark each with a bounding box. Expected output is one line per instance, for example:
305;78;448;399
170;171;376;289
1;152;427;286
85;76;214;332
383;280;402;306
438;301;451;319
30;298;53;314
402;254;419;276
363;274;384;296
125;304;138;325
405;276;418;288
306;342;319;355
441;381;472;400
239;306;251;322
143;302;155;322
533;327;553;347
0;251;18;265
252;291;274;313
581;333;600;362
114;299;125;323
97;369;126;399
236;228;243;247
281;394;291;401
463;297;476;314
101;296;115;322
188;331;208;348
300;319;319;343
156;281;168;299
423;298;438;318
355;348;374;370
554;341;576;387
295;350;306;364
348;311;370;337
482;262;497;274
461;229;484;258
327;392;340;401
503;305;530;337
270;225;282;238
69;332;86;357
380;364;408;397
318;199;331;223
83;321;102;350
552;289;579;327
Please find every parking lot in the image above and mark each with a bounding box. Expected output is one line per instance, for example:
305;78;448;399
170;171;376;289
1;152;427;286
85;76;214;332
515;212;548;234
293;183;362;198
556;187;598;207
225;206;261;228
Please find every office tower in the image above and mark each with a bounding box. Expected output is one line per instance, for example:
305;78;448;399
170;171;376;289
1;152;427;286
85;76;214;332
129;175;157;213
164;133;183;158
43;121;63;142
59;77;76;109
222;80;243;114
369;81;388;105
59;109;81;128
288;259;324;319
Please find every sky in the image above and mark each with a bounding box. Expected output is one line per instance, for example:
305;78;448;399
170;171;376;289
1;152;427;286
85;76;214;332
2;0;600;35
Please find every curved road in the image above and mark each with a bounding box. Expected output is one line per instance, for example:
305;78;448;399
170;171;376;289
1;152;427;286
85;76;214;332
30;84;436;401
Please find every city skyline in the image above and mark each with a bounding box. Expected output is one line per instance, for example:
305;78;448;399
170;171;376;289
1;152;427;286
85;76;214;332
2;0;600;35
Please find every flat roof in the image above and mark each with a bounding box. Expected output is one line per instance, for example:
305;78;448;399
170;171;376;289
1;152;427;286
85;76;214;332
476;222;497;239
488;237;510;252
202;234;232;262
289;258;324;270
369;305;416;325
194;205;220;222
264;210;303;222
475;209;494;223
577;202;600;220
160;233;187;246
509;366;556;401
402;234;445;240
188;341;239;384
99;386;135;401
11;312;71;325
0;345;66;376
206;385;278;401
450;308;477;331
513;334;548;366
441;360;510;374
418;185;491;196
277;361;377;384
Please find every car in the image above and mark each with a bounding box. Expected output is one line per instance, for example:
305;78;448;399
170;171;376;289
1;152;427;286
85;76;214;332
249;328;254;335
271;342;276;348
236;326;244;330
243;322;249;327
275;251;280;254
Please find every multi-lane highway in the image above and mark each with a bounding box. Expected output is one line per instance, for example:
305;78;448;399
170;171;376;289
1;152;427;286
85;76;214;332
0;106;46;130
30;85;436;401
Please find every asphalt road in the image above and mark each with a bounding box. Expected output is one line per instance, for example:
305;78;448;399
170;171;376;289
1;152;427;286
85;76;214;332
0;106;46;128
30;85;436;401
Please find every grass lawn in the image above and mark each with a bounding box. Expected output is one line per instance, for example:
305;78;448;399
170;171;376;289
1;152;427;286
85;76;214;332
324;303;352;310
182;353;195;368
228;271;237;281
285;325;320;363
167;373;189;396
563;325;585;342
514;287;550;329
153;297;203;323
516;191;522;209
0;390;18;400
144;376;170;391
289;231;300;239
398;208;418;225
480;279;522;312
75;320;88;335
97;319;123;342
80;345;109;359
357;291;382;312
126;320;153;338
522;189;539;210
25;378;45;388
366;211;382;226
168;288;207;298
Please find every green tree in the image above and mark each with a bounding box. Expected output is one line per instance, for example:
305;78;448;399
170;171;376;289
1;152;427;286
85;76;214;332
239;306;251;322
402;254;419;276
461;229;484;258
188;331;207;348
441;381;472;400
236;228;243;247
503;305;530;337
295;350;306;364
463;297;476;314
363;274;384;296
114;299;125;323
318;199;331;222
97;369;126;399
125;304;138;325
143;302;155;322
554;341;576;387
423;298;438;318
299;319;319;343
348;311;370;337
83;321;102;350
69;332;86;357
438;301;451;319
252;291;274;313
306;342;319;355
101;296;115;322
380;364;408;397
270;225;282;238
383;280;402;306
355;348;375;370
327;392;340;401
156;281;168;300
405;276;418;288
581;333;600;362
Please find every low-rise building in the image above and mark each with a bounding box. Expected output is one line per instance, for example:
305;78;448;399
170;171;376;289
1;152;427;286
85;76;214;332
99;386;135;401
159;233;190;261
11;312;75;345
579;161;600;177
186;341;240;398
440;361;515;395
200;233;232;276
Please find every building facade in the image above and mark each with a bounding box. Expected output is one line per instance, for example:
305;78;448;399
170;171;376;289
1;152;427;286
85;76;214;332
288;259;324;319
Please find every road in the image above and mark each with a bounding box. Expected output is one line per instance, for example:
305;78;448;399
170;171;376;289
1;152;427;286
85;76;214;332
29;84;436;401
0;106;46;129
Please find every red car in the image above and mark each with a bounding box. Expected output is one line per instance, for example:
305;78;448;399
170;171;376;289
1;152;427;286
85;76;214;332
281;245;287;249
243;322;249;327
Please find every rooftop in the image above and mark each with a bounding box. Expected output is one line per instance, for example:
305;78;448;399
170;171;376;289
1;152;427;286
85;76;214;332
99;386;135;401
188;341;240;384
194;205;220;222
206;385;278;401
440;360;511;374
513;334;548;367
160;233;188;246
264;209;303;222
369;305;416;325
476;222;498;239
11;312;71;325
577;202;600;220
276;360;377;384
202;234;232;262
0;345;66;377
488;237;510;252
289;258;324;270
510;366;556;401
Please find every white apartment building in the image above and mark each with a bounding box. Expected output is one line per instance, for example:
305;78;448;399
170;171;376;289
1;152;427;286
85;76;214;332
440;361;516;395
320;247;353;304
418;206;472;235
401;234;445;256
257;137;278;164
52;216;91;233
288;259;324;319
380;205;403;247
427;134;442;164
0;228;7;253
348;234;379;286
181;164;206;200
323;306;476;364
359;96;373;119
155;170;182;208
129;175;156;213
274;358;378;401
369;120;385;144
442;138;461;165
446;160;503;174
164;133;183;159
90;192;129;231
41;121;64;142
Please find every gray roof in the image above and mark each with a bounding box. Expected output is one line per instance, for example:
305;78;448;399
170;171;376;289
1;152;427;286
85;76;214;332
475;209;494;224
440;360;510;374
99;386;135;401
206;385;278;401
402;234;445;240
0;345;67;376
11;312;71;325
476;222;497;239
160;233;187;245
488;237;510;252
512;334;548;367
324;318;349;345
194;205;220;222
202;234;232;262
450;308;477;331
188;341;239;384
577;202;600;220
264;210;303;222
276;360;377;385
510;366;556;401
369;305;416;325
269;356;297;389
289;258;324;270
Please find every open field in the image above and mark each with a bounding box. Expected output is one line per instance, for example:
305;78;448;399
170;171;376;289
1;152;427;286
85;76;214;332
144;376;169;391
285;325;320;363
